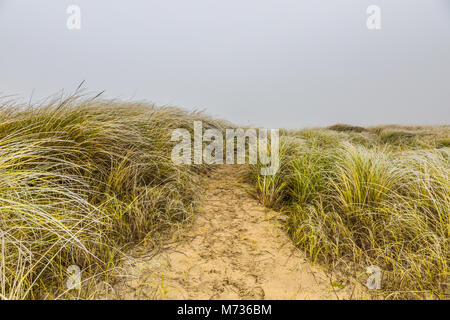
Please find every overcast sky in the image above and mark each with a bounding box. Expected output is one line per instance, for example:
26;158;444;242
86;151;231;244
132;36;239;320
0;0;449;128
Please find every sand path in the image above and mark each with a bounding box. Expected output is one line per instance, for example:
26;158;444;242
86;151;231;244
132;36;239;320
109;166;360;300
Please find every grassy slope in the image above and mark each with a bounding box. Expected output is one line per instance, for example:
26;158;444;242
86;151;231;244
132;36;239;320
1;96;448;301
249;124;449;299
0;95;228;299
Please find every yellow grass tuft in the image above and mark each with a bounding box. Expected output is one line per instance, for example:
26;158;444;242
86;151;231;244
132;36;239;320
249;126;449;299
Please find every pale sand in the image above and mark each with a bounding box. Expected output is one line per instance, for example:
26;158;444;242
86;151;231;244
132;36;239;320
106;165;364;300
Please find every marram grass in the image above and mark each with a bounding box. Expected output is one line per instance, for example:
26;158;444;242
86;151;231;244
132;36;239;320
1;95;448;300
0;95;227;299
249;126;449;299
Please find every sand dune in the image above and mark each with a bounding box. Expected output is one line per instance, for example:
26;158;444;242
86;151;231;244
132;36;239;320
108;166;363;300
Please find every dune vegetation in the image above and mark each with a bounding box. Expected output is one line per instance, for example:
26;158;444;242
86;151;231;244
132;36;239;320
249;124;449;299
0;94;228;299
0;93;448;301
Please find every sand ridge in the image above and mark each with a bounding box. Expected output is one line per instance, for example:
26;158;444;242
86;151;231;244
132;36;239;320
107;165;362;300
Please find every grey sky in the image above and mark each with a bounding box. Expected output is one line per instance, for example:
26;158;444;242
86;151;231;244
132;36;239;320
0;0;449;128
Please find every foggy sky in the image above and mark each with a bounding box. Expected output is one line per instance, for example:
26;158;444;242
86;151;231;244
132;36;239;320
0;0;449;128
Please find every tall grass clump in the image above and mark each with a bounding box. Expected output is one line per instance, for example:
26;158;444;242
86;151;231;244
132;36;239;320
0;95;225;299
250;127;449;299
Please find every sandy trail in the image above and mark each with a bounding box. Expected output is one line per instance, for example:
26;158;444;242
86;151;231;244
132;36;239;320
108;166;361;300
